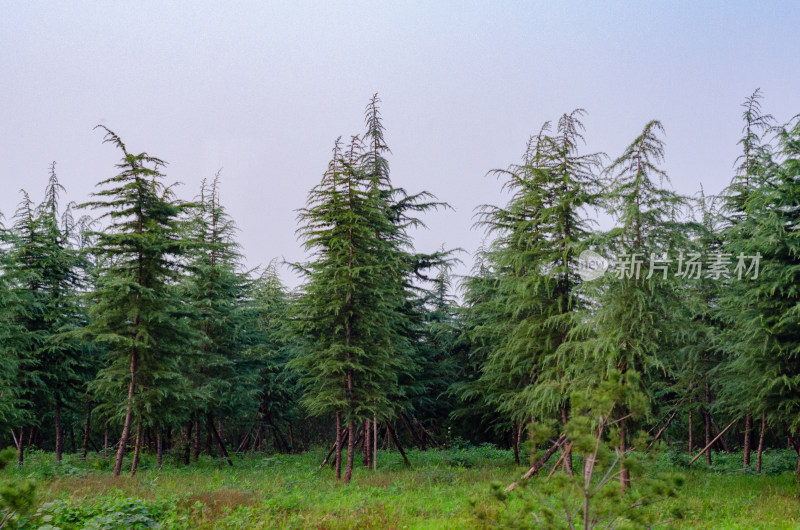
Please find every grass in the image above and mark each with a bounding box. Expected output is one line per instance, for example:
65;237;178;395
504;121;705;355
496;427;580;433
3;445;800;528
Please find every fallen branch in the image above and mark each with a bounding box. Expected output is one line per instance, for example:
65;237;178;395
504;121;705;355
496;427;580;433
505;434;567;492
646;408;680;452
546;442;572;481
688;419;737;465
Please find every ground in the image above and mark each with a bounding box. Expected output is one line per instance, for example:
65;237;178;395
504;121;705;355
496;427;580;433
4;445;800;528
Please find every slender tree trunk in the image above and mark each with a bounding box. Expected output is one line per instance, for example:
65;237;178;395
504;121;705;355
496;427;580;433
130;418;142;477
620;422;631;492
319;441;336;469
688;410;693;454
388;423;411;467
710;416;730;453
373;415;377;471
183;422;192;465
344;420;356;484
400;415;425;450
17;426;24;467
505;434;567;492
114;350;137;476
288;424;294;453
512;419;520;465
363;419;371;467
55;402;63;462
334;412;343;480
704;384;713;465
704;411;712;465
193;418;201;461
757;413;766;473
157;426;163;470
207;416;233;466
744;414;752;469
412;416;442;450
82;405;92;459
561;407;574;477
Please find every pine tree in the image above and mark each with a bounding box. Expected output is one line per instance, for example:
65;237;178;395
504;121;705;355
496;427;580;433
80;127;198;476
460;112;603;467
291;136;406;483
716;89;776;469
181;173;259;466
719;114;800;479
248;263;300;454
1;167;90;465
586;120;689;489
0;215;26;437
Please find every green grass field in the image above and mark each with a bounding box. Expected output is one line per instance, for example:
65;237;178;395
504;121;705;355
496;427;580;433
4;446;800;529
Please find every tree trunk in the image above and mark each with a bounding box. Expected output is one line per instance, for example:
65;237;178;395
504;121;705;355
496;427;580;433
183;422;192;465
334;412;342;480
373;415;377;471
288;424;294;453
157;426;163;470
710;416;731;453
17;426;24;467
561;407;574;477
319;441;336;469
193;418;201;461
400;414;425;450
363;419;371;467
55;402;63;462
344;420;355;484
757;412;766;473
620;422;631;492
82;405;92;459
412;416;442;450
744;413;752;469
207;416;233;466
704;411;712;465
388;423;411;467
505;434;567;491
512;419;520;465
688;410;693;454
130;418;142;477
104;423;109;454
114;350;137;476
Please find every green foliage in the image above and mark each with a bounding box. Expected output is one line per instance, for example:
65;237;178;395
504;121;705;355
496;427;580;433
490;374;682;529
80;128;200;474
0;447;36;529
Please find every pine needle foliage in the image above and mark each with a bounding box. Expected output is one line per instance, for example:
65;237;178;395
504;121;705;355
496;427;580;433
80;127;199;476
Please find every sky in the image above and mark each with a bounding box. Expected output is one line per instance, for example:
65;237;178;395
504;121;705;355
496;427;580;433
2;1;799;288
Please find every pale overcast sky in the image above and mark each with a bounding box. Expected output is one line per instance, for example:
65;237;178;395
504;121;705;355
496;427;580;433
2;1;798;287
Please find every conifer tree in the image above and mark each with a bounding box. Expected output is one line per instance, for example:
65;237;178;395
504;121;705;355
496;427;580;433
248;264;300;454
181;174;259;465
719;114;800;478
2;167;89;464
81;127;198;476
292;135;408;483
460;112;602;468
716;89;776;469
585;120;689;489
